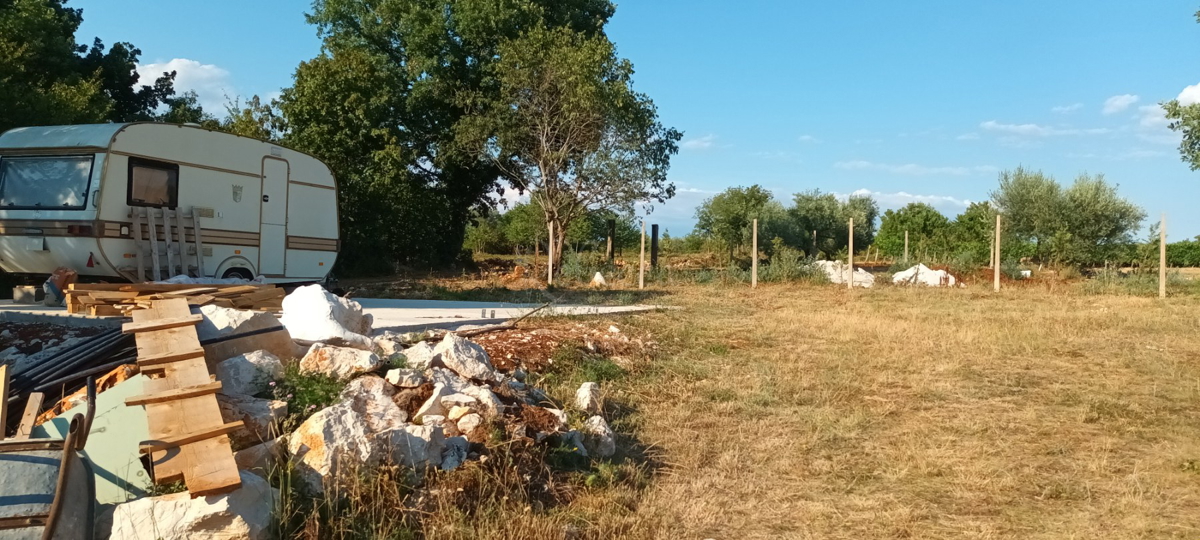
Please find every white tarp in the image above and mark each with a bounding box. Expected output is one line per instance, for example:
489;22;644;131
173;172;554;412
892;264;958;287
815;260;875;288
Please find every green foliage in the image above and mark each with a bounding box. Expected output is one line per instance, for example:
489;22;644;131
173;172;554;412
0;0;191;134
467;22;680;270
1164;93;1200;170
991;168;1144;265
1167;240;1200;267
758;238;826;283
693;185;773;258
875;203;951;257
266;364;348;432
789;189;878;257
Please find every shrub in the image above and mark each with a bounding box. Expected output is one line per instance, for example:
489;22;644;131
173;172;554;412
266;364;348;431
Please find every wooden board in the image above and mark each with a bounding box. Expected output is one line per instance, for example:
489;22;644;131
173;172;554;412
13;392;44;440
125;381;223;406
130;298;240;495
121;314;203;334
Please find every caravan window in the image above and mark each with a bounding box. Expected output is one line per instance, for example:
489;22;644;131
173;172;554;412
0;155;93;209
128;157;178;208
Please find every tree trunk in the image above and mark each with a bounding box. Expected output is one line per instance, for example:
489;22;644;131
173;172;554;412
548;219;567;275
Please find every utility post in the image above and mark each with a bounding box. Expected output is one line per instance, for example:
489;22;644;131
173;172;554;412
639;220;646;290
993;214;1001;293
847;218;854;290
606;219;615;263
1160;213;1167;299
650;224;659;269
751;219;758;289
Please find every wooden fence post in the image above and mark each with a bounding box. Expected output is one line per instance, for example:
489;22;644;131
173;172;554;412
812;230;818;258
752;218;758;289
1160;213;1167;299
993;214;1001;293
847;218;854;290
606;219;616;263
639;220;646;290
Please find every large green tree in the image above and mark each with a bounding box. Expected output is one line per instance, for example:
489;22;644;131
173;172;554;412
0;0;186;134
789;190;878;257
991;167;1143;265
1163;10;1200;170
467;24;679;270
694;185;773;259
875;203;950;258
282;0;619;272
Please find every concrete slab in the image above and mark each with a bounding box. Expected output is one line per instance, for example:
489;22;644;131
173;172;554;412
355;298;662;334
0;300;123;328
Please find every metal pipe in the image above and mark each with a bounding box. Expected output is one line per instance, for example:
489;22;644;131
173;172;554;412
77;378;96;450
12;330;122;384
27;334;130;389
31;352;136;394
41;414;80;540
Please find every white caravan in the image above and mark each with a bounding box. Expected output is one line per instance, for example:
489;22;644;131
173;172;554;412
0;123;339;283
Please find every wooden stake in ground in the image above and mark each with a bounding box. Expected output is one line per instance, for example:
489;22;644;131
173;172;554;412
812;229;818;258
639;220;646;290
547;221;555;286
1160;213;1167;299
904;230;909;263
993;214;1002;293
847;218;854;290
752;218;758;289
0;364;8;439
606;218;616;263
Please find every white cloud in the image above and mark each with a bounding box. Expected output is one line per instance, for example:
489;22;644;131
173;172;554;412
137;58;234;113
1052;103;1084;114
834;160;997;176
798;134;820;143
838;188;973;209
1103;94;1140;115
681;134;718;150
956;132;980;141
751;150;801;162
1179;83;1200;106
979;120;1110;137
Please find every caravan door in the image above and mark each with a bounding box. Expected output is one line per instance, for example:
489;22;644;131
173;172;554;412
260;158;289;275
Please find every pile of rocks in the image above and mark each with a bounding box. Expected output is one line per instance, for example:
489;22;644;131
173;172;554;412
103;285;616;539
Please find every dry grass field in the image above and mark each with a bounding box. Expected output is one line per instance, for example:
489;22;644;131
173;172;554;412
568;284;1200;539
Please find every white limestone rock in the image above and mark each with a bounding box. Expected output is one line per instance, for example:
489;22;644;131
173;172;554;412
234;437;285;478
590;272;607;287
378;424;445;469
575;382;602;415
460;384;503;419
456;413;483;436
280;284;374;350
196;304;300;361
433;333;498;382
400;341;437;370
105;471;276;540
300;343;381;380
429;367;470;392
385;368;426;388
447;406;472;421
287;378;407;493
217;394;287;447
439;393;478;410
215;350;284;396
581;416;616;458
413;383;453;422
546;408;569;432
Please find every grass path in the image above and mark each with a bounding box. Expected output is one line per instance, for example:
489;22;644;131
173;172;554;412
610;285;1200;539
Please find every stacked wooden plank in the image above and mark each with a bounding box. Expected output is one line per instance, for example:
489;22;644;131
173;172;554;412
122;298;242;495
66;283;285;317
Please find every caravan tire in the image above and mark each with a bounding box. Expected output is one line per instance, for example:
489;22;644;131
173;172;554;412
222;268;255;281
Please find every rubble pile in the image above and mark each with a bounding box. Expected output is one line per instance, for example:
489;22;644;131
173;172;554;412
815;260;876;288
892;264;960;287
91;284;620;539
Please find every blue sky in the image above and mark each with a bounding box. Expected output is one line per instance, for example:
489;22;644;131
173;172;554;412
73;1;1200;239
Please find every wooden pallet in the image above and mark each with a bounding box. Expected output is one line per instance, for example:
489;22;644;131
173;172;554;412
122;298;241;496
66;283;284;317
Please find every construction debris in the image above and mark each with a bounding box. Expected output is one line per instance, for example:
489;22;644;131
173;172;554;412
892;264;959;287
66;282;285;317
123;298;241;496
816;260;876;288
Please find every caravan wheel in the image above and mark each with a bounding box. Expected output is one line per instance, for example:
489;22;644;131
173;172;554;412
222;267;254;281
